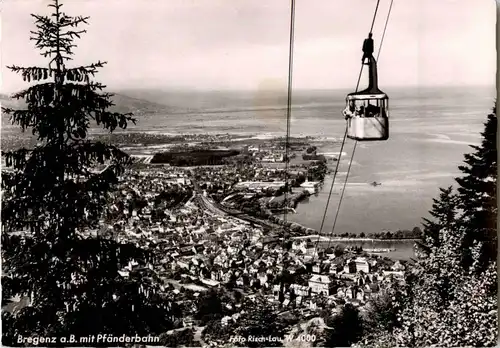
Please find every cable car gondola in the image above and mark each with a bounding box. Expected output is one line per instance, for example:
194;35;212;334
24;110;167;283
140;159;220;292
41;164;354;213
343;34;389;141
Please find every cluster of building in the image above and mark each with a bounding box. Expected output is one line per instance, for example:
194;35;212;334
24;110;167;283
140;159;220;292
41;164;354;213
78;163;407;334
272;239;405;308
202;240;407;330
194;165;309;198
94;167;193;237
245;139;316;163
3;134;407;347
233;181;286;192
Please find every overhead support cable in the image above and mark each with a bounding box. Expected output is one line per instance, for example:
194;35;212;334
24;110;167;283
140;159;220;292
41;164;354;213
282;0;296;246
312;0;397;263
326;0;394;247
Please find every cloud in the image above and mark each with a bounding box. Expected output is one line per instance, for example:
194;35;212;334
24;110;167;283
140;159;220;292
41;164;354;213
1;0;495;92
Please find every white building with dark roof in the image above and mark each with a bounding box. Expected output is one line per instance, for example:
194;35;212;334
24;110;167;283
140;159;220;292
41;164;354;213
308;274;333;296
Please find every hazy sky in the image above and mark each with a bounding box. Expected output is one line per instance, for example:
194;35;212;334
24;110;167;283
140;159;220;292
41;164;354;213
2;0;496;92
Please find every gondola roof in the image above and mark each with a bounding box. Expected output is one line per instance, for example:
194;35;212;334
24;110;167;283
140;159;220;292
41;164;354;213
347;84;387;100
347;57;388;100
346;92;388;100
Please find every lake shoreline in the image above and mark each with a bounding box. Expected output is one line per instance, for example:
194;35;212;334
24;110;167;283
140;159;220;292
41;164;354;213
291;235;420;243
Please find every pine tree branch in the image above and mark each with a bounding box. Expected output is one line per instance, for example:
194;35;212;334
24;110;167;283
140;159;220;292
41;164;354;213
31;14;57;29
59;29;87;37
42;50;60;59
5;66;53;83
2;0;173;338
95;111;137;132
2;108;34;132
59;16;89;29
64;63;106;83
47;0;63;10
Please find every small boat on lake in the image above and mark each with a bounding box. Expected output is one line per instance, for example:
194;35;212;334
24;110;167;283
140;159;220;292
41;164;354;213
364;247;396;253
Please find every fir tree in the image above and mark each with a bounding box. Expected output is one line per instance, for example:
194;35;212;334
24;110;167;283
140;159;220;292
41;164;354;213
323;303;364;347
230;297;287;347
356;106;498;348
194;289;223;324
455;106;497;269
362;287;401;337
356;227;497;348
397;229;496;347
1;1;172;344
421;186;459;248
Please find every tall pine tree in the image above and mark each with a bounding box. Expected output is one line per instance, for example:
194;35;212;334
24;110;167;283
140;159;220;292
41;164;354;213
323;304;365;347
229;296;287;347
356;105;498;348
356;228;498;348
1;1;172;344
422;186;459;248
455;106;497;270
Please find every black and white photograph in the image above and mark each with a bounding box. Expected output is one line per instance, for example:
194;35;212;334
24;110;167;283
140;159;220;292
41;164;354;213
1;0;497;347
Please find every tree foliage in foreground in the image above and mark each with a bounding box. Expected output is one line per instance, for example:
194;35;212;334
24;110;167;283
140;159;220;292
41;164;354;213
204;297;287;347
422;186;459;248
357;106;498;347
421;106;497;269
231;303;287;347
1;0;171;345
323;304;364;347
455;109;497;269
358;229;497;347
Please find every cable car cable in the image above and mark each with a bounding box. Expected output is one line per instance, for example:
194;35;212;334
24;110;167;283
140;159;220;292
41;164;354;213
315;129;347;238
326;141;357;250
311;63;363;262
327;0;393;250
311;0;387;263
369;0;381;33
311;50;368;260
278;0;295;299
376;0;394;61
312;63;364;261
312;0;376;256
282;0;296;245
313;65;366;254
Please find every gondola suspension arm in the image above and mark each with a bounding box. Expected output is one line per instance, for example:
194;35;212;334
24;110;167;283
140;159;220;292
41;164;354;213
327;0;394;250
313;0;395;261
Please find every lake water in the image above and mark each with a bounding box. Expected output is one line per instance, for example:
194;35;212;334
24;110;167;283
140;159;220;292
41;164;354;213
2;85;495;244
294;236;418;260
286;86;494;237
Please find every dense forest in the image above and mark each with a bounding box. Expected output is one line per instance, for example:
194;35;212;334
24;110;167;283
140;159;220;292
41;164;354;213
1;1;173;345
151;149;240;166
352;107;497;347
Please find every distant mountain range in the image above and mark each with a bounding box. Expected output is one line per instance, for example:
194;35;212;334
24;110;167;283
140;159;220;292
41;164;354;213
2;85;494;119
1;88;297;117
0;91;177;117
116;88;336;111
0;93;24;109
107;92;179;115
